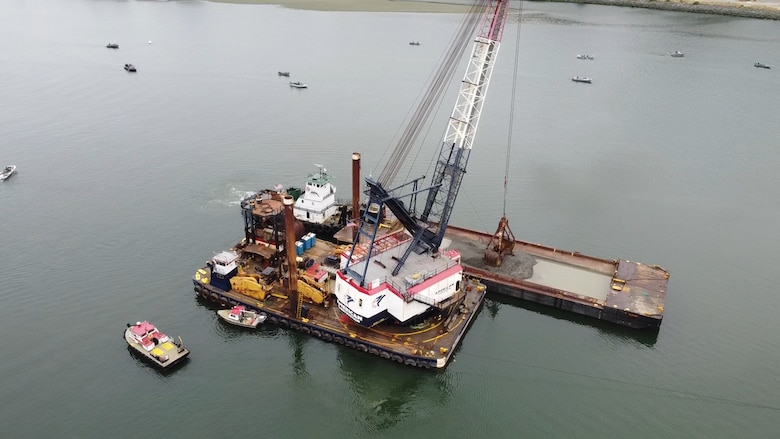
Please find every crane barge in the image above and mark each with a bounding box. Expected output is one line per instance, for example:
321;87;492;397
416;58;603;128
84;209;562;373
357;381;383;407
192;0;511;368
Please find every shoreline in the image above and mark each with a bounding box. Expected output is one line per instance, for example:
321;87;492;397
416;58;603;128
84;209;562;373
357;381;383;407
207;0;780;19
554;0;780;20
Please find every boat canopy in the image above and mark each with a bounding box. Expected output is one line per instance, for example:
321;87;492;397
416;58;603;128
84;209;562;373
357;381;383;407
131;321;156;336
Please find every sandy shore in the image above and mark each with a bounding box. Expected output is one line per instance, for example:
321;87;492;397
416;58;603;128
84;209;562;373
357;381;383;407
208;0;780;18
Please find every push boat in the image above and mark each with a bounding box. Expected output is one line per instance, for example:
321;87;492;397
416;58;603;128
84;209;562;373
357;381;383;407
572;76;592;83
239;165;351;242
754;62;771;69
124;321;189;369
1;165;16;182
217;305;267;328
124;63;136;72
289;81;307;89
292;165;351;239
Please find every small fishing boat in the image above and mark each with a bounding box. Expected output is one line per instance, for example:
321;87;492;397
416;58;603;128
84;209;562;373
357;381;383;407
106;43;119;49
289;81;307;89
124;63;137;72
1;165;16;181
217;305;267;329
671;50;684;58
572;76;592;84
576;54;594;60
409;41;420;46
278;71;290;77
754;62;771;69
124;321;189;369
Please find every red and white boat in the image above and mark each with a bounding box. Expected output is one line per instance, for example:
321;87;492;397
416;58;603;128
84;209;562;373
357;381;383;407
124;321;189;369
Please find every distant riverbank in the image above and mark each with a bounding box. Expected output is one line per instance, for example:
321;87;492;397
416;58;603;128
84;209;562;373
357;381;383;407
209;0;780;19
555;0;780;20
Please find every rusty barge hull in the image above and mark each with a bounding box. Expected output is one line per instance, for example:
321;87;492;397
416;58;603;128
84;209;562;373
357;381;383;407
445;225;669;329
193;238;486;369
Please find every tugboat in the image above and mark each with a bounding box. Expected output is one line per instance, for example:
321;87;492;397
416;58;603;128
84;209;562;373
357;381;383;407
124;63;137;72
239;165;351;242
292;164;350;237
124;321;189;369
1;165;16;182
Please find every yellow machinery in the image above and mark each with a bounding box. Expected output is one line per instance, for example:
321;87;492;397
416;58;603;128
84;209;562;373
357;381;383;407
230;276;268;300
296;274;329;305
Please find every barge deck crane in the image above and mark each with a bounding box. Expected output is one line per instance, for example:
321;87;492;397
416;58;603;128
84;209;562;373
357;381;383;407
335;0;511;327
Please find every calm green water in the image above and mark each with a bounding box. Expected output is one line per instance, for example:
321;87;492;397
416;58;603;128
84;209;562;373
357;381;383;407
1;0;778;437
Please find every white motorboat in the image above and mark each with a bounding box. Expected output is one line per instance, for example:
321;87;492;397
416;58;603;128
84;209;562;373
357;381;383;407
217;305;267;329
1;165;16;181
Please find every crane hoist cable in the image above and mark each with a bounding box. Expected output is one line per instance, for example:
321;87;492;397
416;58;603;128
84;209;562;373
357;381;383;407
504;1;524;216
378;0;485;189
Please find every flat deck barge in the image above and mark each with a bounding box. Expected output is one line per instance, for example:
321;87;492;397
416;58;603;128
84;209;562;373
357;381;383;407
194;221;486;369
445;225;669;329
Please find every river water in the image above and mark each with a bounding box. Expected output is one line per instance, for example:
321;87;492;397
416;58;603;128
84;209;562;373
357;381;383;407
1;0;778;436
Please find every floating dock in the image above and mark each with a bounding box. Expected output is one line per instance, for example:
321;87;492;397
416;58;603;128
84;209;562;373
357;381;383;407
445;225;669;329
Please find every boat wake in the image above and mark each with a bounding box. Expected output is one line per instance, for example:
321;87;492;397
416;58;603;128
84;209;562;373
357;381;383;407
204;183;258;208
